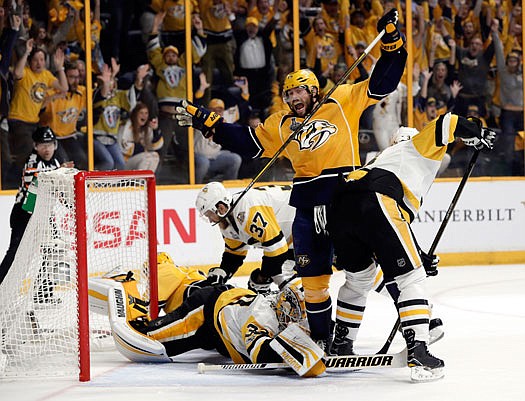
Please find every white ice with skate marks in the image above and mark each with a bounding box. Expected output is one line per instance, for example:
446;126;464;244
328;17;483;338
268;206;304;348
2;265;525;401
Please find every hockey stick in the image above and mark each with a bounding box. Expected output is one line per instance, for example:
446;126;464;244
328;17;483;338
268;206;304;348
427;149;480;256
197;347;406;374
223;30;386;217
376;149;481;354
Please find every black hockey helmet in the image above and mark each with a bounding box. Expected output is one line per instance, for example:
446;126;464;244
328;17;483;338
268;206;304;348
32;126;56;144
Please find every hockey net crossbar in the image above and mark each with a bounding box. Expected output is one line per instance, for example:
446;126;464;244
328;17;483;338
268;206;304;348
0;169;158;381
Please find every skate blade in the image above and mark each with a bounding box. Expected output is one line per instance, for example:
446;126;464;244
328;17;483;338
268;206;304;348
410;366;445;382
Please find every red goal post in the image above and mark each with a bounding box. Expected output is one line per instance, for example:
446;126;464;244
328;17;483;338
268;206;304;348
75;170;158;381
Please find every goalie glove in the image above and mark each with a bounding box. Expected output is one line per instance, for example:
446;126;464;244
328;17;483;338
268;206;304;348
420;251;440;277
269;323;326;377
462;127;496;151
377;8;405;52
175;100;223;138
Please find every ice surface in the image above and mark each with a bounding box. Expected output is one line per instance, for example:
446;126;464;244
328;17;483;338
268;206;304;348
2;265;524;401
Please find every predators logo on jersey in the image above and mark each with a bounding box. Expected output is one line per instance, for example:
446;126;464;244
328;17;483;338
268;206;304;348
293;119;337;151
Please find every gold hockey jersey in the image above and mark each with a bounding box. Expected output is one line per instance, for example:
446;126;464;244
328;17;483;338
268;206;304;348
157;261;207;313
39;87;86;137
254;81;378;207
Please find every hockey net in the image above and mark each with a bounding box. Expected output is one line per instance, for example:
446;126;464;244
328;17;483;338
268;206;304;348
0;168;158;381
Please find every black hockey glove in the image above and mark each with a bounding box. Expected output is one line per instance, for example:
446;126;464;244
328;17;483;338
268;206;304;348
377;8;405;52
462;127;497;151
247;268;273;294
175;100;223;138
205;267;232;285
420;251;440;277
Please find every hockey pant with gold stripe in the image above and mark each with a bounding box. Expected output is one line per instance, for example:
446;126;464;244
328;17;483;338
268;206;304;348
329;189;430;342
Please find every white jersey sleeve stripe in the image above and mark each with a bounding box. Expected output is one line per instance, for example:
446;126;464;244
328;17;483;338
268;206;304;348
440;113;452;146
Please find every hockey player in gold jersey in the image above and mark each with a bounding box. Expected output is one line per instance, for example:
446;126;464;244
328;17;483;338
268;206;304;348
327;113;496;381
195;182;296;293
176;8;407;347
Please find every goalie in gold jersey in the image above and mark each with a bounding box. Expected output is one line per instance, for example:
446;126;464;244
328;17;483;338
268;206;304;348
195;182;296;293
327;114;496;381
176;9;407;347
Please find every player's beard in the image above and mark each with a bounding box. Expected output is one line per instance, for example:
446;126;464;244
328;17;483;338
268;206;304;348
292;97;315;117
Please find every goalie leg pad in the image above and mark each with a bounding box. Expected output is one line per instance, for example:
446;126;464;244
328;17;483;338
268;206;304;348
89;274;150;321
88;277;117;316
269;323;326;377
108;285;170;363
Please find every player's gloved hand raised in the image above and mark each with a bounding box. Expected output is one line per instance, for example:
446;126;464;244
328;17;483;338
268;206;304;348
205;267;231;285
175;100;223;138
377;8;405;52
420;251;439;277
462;127;497;151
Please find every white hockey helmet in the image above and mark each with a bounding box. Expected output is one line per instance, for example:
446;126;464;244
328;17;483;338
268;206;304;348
195;182;232;218
390;126;419;145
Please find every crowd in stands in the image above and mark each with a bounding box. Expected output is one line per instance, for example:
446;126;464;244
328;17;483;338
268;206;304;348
0;0;523;189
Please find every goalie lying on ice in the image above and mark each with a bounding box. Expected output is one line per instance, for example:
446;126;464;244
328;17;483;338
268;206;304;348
98;271;325;377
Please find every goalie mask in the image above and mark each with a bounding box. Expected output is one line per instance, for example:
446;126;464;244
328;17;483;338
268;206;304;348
195;182;232;218
270;282;307;331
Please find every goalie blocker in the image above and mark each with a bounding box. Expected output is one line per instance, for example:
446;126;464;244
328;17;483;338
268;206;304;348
269;323;325;377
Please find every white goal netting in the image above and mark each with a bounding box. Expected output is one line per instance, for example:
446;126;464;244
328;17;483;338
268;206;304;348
0;168;157;380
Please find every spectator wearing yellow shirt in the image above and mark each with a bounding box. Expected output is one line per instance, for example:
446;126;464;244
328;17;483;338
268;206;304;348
320;0;350;58
73;0;104;74
414;96;439;132
143;0;199;52
343;7;381;63
199;0;237;104
304;16;342;75
92;60;147;171
8;38;67;173
147;11;207;182
39;61;87;170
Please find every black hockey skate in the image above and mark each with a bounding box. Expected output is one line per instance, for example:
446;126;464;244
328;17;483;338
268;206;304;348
315;338;332;355
404;328;444;382
329;324;354;356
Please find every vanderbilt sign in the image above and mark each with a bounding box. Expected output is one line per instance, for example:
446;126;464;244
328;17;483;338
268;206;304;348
414;208;517;223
